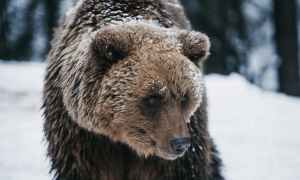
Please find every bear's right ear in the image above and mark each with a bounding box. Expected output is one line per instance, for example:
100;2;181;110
91;27;132;71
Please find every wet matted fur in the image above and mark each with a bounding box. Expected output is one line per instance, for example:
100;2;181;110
43;0;225;180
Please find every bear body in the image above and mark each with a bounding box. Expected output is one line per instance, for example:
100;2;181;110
43;0;224;180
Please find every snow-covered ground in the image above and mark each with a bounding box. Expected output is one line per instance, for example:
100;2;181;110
0;62;49;180
0;62;299;180
207;75;300;180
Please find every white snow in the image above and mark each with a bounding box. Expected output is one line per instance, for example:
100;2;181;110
207;74;300;180
0;62;300;180
0;62;49;180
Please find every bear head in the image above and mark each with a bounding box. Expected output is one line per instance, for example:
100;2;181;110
64;22;210;160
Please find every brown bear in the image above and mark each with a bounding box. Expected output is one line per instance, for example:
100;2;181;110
43;0;224;180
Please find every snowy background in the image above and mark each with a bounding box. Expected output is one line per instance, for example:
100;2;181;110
0;62;299;180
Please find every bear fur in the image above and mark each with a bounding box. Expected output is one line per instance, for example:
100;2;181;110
43;0;225;180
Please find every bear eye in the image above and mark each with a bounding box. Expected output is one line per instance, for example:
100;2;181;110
106;46;126;61
140;94;162;118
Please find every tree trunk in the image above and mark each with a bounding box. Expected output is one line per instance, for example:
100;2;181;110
0;0;10;60
273;0;300;96
43;0;60;57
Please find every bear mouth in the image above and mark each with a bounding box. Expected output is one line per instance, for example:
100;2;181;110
155;146;187;161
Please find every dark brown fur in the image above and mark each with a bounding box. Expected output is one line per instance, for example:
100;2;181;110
43;0;224;180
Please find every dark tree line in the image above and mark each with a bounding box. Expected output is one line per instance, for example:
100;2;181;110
0;0;60;60
0;0;300;96
181;0;300;96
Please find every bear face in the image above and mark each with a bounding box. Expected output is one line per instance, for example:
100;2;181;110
69;22;210;160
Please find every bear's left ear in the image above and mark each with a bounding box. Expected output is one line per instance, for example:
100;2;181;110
178;31;211;64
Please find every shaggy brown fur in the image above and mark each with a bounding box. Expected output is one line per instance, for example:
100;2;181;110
43;0;224;180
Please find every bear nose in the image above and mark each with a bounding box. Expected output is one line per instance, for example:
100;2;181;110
170;137;191;155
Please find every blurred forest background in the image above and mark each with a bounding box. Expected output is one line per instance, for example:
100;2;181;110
0;0;300;96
